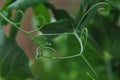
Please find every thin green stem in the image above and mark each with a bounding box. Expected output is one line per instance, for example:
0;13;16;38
41;33;74;36
81;54;99;80
0;12;27;34
104;52;113;80
9;10;24;40
105;60;113;80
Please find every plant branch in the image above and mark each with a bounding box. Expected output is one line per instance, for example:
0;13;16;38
81;54;98;80
106;60;113;80
104;52;113;80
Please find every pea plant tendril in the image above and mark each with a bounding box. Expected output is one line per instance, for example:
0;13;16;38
0;2;110;80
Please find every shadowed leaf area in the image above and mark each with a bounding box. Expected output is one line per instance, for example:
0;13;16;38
0;30;33;80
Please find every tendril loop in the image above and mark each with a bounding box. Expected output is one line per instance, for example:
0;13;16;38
35;46;58;59
75;2;110;30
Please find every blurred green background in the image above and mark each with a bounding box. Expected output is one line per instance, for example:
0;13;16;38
31;0;120;80
0;0;120;80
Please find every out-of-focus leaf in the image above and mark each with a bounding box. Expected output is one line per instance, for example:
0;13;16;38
38;19;73;40
45;2;74;27
7;0;48;10
32;4;50;25
0;0;14;25
87;15;120;60
105;0;120;10
31;34;95;80
85;14;120;79
2;0;15;9
0;29;33;80
31;59;58;80
40;19;73;34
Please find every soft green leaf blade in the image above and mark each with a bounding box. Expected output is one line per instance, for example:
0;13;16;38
38;19;73;40
85;13;120;79
0;30;33;79
40;19;73;34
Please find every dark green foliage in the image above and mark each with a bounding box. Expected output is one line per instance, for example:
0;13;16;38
0;30;33;79
41;19;73;34
105;0;120;9
44;2;74;26
85;13;120;79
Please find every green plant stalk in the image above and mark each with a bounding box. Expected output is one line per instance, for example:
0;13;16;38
104;52;113;80
105;59;113;80
9;10;24;40
106;60;113;80
81;54;98;80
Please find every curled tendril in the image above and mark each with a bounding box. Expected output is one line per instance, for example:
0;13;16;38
0;10;24;25
35;46;58;59
80;28;88;49
97;5;110;16
35;28;88;60
14;10;24;25
27;15;46;34
0;10;27;33
0;10;46;34
75;2;110;30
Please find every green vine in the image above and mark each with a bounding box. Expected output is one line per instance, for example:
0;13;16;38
0;2;110;80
